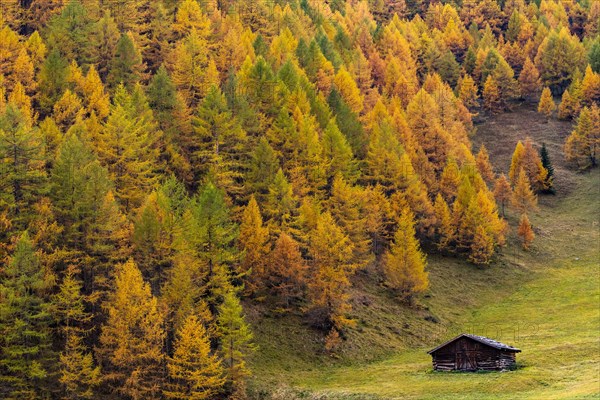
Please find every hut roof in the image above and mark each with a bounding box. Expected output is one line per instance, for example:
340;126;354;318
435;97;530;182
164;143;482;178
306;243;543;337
427;333;521;354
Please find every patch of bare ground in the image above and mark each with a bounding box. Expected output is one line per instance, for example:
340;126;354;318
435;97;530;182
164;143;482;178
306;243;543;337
471;103;598;270
471;102;577;203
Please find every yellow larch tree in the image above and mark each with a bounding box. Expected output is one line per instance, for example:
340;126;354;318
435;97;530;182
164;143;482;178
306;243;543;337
327;175;371;269
80;65;110;119
406;88;458;183
97;259;165;400
439;158;462;202
564;104;600;169
215;21;255;75
433;193;455;251
521;138;549;192
458;74;479;109
508;140;525;185
469;225;495;265
558;89;579;120
95;85;158;211
538;87;555;120
169;29;210;108
204;58;220;90
383;55;418;106
8;81;36;125
334;66;364;114
580;65;600;107
474;189;507;247
270;28;298;70
161;251;214;339
362;185;395;255
53;89;84;132
0;24;22;91
387;150;436;237
454;175;506;264
512;168;537;212
25;31;47;67
483;75;501;112
0;76;6;115
13;47;36;95
172;0;211;40
383;206;428;300
165;315;225;400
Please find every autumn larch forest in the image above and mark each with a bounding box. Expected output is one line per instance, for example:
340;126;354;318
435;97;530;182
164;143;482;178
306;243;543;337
0;0;598;399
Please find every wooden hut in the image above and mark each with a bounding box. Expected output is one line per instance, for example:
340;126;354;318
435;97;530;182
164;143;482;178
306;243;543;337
427;333;521;371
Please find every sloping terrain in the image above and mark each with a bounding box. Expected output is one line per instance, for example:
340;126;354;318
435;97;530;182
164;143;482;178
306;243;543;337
248;105;600;400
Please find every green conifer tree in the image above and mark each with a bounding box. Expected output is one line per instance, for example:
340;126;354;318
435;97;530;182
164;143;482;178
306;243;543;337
217;290;256;394
108;33;144;89
182;183;238;307
0;232;54;399
192;86;247;198
0;104;46;228
264;169;297;233
539;143;555;193
37;48;68;115
147;65;177;118
45;0;94;66
51;130;111;245
95;85;157;210
90;10;120;81
322;118;357;183
246;137;279;203
327;88;367;158
52;270;101;400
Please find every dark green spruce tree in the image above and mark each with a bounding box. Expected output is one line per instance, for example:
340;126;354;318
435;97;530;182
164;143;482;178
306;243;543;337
539;143;555;194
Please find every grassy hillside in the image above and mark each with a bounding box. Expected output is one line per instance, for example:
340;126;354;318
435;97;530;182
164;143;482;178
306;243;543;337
247;105;600;399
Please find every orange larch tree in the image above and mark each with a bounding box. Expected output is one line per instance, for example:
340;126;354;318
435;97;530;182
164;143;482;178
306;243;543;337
493;174;513;217
512;168;537;212
476;144;495;183
238;196;270;293
307;212;357;331
519;57;541;100
265;232;308;308
517;213;535;250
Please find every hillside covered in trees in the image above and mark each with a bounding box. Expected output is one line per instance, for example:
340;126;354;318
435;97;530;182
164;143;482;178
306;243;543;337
0;0;598;399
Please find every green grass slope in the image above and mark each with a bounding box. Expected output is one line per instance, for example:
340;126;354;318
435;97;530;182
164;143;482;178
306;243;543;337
247;106;600;400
